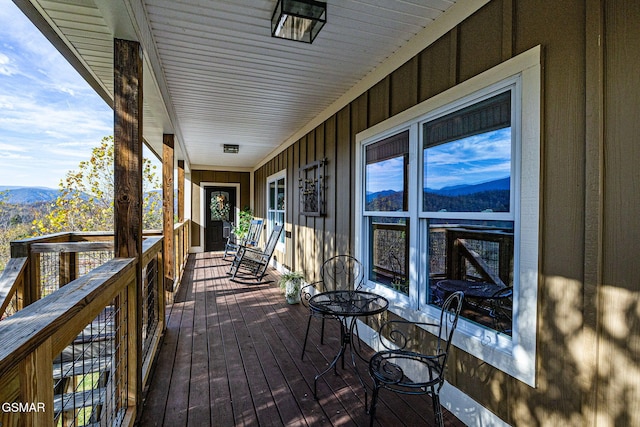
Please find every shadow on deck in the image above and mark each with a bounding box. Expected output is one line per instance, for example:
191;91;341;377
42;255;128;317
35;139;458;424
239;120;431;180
139;252;465;426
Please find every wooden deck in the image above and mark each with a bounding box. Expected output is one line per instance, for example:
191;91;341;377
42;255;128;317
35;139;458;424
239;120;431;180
139;252;465;426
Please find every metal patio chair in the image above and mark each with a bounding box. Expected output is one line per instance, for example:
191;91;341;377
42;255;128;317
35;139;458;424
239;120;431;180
300;254;364;360
368;291;464;427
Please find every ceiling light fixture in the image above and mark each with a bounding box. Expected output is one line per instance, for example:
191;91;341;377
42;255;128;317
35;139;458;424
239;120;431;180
224;144;239;154
271;0;326;44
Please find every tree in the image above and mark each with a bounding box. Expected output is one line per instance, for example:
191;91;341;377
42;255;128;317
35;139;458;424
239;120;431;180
0;192;32;271
33;136;163;234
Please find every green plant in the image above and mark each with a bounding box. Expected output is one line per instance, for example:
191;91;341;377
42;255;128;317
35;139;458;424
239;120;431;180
232;207;253;240
278;271;305;301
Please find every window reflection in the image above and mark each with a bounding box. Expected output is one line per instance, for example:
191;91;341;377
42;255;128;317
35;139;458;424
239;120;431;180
427;219;514;335
368;217;409;295
423;91;512;213
365;131;408;212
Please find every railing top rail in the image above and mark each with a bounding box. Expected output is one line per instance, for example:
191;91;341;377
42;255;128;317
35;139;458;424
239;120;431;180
0;257;27;315
30;241;115;254
174;220;188;231
0;257;136;377
142;236;163;265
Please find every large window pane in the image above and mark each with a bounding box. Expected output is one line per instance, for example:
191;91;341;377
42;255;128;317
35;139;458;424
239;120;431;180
423;91;512;213
267;172;286;251
427;219;514;335
365;131;409;212
276;178;285;210
368;217;409;295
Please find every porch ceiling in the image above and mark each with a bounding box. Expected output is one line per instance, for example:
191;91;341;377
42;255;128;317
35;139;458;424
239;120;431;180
19;0;457;170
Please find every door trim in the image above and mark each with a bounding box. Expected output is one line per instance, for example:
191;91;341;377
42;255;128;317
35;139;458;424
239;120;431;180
197;182;241;253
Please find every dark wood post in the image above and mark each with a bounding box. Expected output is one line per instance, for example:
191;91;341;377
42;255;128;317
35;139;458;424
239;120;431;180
163;134;175;291
177;160;185;223
113;37;143;414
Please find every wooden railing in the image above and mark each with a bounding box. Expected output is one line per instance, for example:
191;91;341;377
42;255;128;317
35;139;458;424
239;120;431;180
0;258;138;427
444;226;513;286
0;221;190;426
0;221;190;321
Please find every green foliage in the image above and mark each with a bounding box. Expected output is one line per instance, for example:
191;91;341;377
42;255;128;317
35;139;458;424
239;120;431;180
232;207;253;240
278;270;305;299
32;136;163;235
0;192;34;271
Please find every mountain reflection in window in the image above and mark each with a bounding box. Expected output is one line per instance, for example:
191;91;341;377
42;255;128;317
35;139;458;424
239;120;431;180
365;131;409;212
423;91;512;213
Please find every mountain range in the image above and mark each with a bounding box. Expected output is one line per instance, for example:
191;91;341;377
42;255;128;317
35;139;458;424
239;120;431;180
0;186;61;204
425;177;510;197
366;177;510;212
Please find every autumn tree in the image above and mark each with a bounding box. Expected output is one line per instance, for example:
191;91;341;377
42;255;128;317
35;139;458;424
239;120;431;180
0;192;33;271
33;136;163;234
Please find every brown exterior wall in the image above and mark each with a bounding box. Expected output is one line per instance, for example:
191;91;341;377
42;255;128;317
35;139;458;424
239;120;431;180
253;0;640;425
190;170;250;247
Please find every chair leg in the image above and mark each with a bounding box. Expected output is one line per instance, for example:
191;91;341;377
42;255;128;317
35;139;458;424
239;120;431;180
301;314;313;360
432;392;444;427
320;317;326;344
369;383;381;427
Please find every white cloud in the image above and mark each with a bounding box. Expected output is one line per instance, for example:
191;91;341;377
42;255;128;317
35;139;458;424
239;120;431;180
0;52;16;76
0;0;113;187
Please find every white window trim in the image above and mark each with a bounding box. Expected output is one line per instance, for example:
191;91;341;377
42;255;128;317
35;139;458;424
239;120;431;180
355;45;541;387
266;170;287;253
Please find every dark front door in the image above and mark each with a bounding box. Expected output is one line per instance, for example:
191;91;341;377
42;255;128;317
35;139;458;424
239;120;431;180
205;186;237;252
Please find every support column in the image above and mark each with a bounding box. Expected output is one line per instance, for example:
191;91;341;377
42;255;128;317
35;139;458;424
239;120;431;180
177;160;185;223
163;134;175;291
113;37;143;413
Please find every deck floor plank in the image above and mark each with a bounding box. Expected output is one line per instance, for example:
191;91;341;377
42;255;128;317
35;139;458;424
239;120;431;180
140;252;465;426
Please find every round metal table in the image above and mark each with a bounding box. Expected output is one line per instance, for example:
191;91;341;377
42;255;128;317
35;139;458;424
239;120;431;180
308;290;389;403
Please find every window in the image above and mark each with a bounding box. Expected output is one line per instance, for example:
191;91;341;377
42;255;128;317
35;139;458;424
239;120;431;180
355;46;541;386
267;171;286;251
364;131;410;295
422;89;515;316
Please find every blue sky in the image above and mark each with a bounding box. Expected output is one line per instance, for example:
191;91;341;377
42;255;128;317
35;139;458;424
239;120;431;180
424;128;512;190
0;0;113;188
365;128;511;194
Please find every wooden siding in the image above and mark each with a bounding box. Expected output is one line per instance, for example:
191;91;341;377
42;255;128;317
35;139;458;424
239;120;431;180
599;0;640;423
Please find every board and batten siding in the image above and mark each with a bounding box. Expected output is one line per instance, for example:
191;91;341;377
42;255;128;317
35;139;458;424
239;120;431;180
251;0;640;425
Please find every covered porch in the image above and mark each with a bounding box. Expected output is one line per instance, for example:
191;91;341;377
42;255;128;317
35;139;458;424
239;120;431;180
2;0;640;426
139;252;464;426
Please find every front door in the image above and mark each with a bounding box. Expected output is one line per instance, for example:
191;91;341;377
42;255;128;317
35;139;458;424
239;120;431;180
205;186;237;252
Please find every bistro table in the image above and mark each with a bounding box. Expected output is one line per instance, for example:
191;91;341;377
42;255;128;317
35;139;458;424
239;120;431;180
435;279;507;301
308;289;389;403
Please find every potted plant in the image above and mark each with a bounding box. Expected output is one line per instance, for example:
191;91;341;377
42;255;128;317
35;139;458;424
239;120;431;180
278;271;305;304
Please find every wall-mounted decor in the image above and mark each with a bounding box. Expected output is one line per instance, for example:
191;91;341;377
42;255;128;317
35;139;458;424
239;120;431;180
298;158;326;216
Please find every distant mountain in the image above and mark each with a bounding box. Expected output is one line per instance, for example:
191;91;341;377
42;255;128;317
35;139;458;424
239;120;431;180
366;189;398;204
364;178;511;213
0;187;61;204
426;177;510;197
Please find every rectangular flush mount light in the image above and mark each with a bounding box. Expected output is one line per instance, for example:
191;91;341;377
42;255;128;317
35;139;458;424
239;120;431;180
223;144;239;154
271;0;326;44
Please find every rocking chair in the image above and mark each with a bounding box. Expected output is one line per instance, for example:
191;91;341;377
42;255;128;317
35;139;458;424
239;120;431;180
228;225;283;282
223;218;263;259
